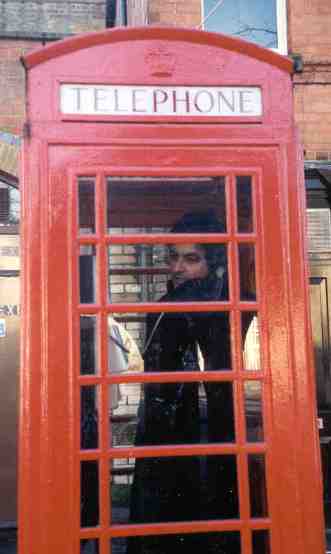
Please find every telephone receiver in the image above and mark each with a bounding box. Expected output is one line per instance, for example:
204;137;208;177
214;266;226;300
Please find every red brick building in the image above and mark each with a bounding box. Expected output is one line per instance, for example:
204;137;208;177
1;0;331;174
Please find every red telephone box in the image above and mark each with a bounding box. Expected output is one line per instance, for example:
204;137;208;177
20;27;325;554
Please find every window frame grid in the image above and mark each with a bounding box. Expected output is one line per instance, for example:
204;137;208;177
72;170;270;549
200;0;288;55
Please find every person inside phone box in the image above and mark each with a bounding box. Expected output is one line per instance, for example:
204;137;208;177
128;211;241;554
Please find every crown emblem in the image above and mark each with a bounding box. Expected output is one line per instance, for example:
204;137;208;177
145;46;176;77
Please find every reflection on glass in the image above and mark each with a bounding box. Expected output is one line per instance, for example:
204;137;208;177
242;312;261;370
203;0;278;50
78;178;95;234
108;243;166;304
239;244;256;301
80;539;99;554
244;381;264;442
108;243;228;303
107;177;226;233
110;455;239;524
81;461;99;528
81;386;99;450
108;313;145;369
80;316;98;375
107;309;231;373
112;532;241;554
80;245;96;303
110;458;134;525
248;454;268;518
252;530;270;554
237;176;253;233
110;381;235;447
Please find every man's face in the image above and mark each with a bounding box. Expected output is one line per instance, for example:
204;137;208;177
168;244;209;288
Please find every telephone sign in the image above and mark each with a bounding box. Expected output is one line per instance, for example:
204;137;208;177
60;84;263;117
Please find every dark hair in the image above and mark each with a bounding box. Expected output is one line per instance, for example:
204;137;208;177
171;210;226;273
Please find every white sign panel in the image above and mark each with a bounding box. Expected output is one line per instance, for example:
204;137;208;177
60;84;262;117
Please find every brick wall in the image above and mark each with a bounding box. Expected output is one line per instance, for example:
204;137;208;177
294;80;331;161
0;0;106;36
148;0;201;27
0;39;37;134
289;0;331;159
0;0;106;135
288;0;331;62
127;0;148;25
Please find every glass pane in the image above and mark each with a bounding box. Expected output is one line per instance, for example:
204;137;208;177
0;183;20;225
108;310;231;373
80;316;99;375
112;532;241;554
81;461;99;527
203;0;278;50
79;178;95;234
108;314;145;372
244;381;264;442
237;176;253;233
108;243;228;303
242;312;261;370
81;386;99;450
239;244;256;301
111;454;239;524
80;245;96;303
107;177;226;233
110;382;235;446
81;539;99;554
252;530;270;554
248;454;268;518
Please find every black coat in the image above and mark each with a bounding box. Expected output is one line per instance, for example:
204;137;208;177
128;276;240;554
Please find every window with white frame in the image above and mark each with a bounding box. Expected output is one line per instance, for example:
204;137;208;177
0;182;20;226
201;0;287;55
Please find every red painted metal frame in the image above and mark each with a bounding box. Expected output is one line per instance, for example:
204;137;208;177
22;26;293;72
20;25;324;554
